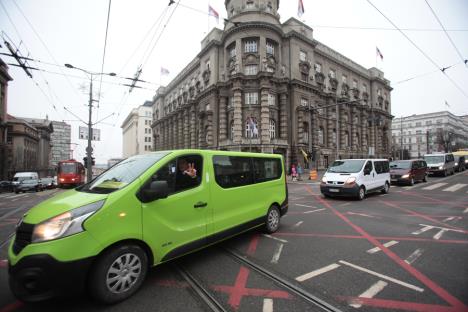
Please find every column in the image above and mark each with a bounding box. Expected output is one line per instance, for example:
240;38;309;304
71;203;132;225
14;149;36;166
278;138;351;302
260;87;270;144
190;106;196;148
279;93;288;139
232;86;243;144
184;109;189;148
207;112;213;147
178;112;183;148
219;96;227;140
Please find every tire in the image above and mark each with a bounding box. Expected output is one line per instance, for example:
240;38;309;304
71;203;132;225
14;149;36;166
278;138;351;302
381;182;390;194
88;245;148;304
357;186;366;200
264;205;281;234
15;191;19;194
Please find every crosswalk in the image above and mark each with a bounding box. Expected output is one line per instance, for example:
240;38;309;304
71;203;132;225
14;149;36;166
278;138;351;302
0;193;29;200
421;183;467;192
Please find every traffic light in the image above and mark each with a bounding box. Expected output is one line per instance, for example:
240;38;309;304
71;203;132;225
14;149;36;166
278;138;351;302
91;157;95;166
83;157;88;167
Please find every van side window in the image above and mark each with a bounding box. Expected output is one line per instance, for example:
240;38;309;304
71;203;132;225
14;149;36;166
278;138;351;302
364;161;373;172
151;155;203;195
381;161;389;173
374;161;383;174
213;156;253;188
253;158;282;183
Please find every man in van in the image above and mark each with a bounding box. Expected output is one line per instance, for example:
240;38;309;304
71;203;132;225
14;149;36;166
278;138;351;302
175;158;198;191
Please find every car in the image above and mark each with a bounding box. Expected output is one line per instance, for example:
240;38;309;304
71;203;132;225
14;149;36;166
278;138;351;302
40;177;56;189
8;150;287;303
11;172;39;188
454;155;466;172
14;179;44;193
320;159;390;200
390;159;427;185
424;153;455;176
0;181;14;193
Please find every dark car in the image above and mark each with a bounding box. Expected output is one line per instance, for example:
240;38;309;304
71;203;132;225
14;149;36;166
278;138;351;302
40;177;56;189
454;156;466;172
14;179;44;193
390;159;428;186
0;181;13;192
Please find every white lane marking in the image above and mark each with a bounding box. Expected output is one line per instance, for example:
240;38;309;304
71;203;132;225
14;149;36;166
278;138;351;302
338;260;424;292
405;249;424;265
290;196;304;201
412;225;434;235
5;194;28;199
339;202;351;207
418;224;464;233
346;212;375;218
262;234;288;243
422;182;447;190
464;207;468;214
442;216;455;222
304;208;326;214
263;299;273;312
349;280;388;308
295;204;317;208
293;221;303;227
442;183;467;192
366;241;399;254
271;243;284;264
295;263;341;282
433;229;449;240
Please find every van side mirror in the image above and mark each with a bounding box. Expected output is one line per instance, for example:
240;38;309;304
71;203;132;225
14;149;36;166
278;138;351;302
138;181;170;203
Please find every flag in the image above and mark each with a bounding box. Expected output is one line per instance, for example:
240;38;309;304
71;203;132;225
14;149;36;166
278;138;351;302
208;5;219;23
445;100;450;107
300;148;309;163
160;67;170;76
298;0;305;17
376;47;383;60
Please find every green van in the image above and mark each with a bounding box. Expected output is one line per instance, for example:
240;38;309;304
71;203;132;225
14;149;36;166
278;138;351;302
8;150;287;303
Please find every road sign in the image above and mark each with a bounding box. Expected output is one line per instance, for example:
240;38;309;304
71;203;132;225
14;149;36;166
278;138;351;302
79;126;101;141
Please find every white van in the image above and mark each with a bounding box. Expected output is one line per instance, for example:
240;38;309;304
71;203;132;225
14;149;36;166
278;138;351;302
320;159;390;200
424;153;455;176
11;172;39;186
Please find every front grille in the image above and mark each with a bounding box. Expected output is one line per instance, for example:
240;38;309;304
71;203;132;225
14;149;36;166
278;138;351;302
13;222;34;255
327;181;344;185
391;174;401;179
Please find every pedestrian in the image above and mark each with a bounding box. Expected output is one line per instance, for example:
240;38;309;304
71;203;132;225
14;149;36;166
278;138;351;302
297;163;303;181
291;164;298;182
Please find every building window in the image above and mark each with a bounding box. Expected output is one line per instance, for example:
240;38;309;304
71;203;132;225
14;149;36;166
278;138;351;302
303;122;309;142
329;69;336;79
416;122;421;127
269;119;276;139
266;41;275;55
332;129;337;145
228;97;233;108
245;40;258;53
344;131;349;147
362;84;367;93
245;118;259;138
229;44;236;58
299;50;307;62
206;60;211;70
205;126;210;144
377;89;382;96
245;65;258;75
352;80;358;89
266;1;273;12
268;93;275;106
245;92;258;105
355;132;360;146
318;127;324;145
300;98;308;107
314;63;322;73
301;73;308;82
230;120;234;140
436;119;442;124
246;0;254;9
342;75;347;84
426;120;432;126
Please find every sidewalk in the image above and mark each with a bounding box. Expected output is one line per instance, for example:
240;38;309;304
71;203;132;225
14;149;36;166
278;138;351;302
286;169;326;184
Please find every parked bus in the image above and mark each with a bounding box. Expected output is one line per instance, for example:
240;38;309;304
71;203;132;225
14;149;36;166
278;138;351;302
57;159;85;187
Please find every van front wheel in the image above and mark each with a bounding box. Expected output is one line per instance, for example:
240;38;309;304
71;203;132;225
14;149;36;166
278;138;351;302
264;206;281;234
89;245;148;304
357;186;366;200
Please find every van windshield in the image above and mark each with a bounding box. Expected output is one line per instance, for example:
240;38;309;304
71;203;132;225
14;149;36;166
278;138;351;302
77;152;169;194
13;177;31;182
327;160;366;173
390;161;411;169
424;155;444;164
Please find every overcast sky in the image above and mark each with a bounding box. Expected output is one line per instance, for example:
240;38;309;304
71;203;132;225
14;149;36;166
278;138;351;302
1;0;467;163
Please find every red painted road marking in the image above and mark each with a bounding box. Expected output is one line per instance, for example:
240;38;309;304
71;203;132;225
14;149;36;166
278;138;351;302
0;259;7;268
305;186;468;311
246;233;260;256
0;301;23;312
380;200;468;234
213;266;291;310
275;232;468;245
339;297;459;312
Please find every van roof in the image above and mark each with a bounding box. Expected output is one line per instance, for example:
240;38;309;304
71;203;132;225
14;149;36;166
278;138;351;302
335;158;389;161
14;172;38;176
145;149;284;158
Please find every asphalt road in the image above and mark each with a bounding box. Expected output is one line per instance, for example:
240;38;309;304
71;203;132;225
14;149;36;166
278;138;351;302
0;171;467;312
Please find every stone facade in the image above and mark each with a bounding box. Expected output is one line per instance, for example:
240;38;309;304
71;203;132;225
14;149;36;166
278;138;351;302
49;121;71;167
0;59;13;180
151;0;392;169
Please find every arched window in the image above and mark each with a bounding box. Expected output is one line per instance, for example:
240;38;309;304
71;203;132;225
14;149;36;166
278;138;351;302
230;120;234;140
318;127;324;145
332;129;337;146
303;122;309;142
356;132;360;146
245;118;259;138
344;131;349;147
269;119;276;139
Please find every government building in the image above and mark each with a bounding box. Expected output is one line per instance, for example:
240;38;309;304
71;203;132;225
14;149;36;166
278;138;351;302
151;0;392;169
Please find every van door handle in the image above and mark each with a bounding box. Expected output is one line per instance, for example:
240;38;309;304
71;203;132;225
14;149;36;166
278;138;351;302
194;201;207;208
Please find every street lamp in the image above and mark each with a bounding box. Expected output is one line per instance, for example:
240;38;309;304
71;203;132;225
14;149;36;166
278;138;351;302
64;63;116;183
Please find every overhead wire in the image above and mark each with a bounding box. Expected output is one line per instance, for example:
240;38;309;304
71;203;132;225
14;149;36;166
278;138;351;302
424;0;467;68
366;0;468;100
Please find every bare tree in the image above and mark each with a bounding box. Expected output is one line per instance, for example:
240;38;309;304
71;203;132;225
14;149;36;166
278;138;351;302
435;128;455;153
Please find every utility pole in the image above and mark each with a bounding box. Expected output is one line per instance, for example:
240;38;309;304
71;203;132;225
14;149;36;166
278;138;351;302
335;94;339;161
400;116;403;160
86;78;94;183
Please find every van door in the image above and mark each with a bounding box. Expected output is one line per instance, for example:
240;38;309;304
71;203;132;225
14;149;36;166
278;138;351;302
141;154;210;262
361;160;374;190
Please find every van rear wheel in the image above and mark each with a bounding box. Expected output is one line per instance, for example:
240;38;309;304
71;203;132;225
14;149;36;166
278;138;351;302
89;244;148;304
381;182;390;194
264;206;281;234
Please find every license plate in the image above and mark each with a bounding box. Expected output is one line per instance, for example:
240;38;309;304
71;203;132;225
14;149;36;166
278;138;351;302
329;188;340;193
391;179;397;182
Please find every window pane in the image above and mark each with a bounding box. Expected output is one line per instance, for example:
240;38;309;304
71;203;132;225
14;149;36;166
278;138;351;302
253;158;282;183
213;156;253;188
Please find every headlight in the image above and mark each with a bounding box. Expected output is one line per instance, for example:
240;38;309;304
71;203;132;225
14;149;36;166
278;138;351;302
401;174;410;179
345;177;356;184
321;177;327;183
439;166;443;170
455;162;458;166
32;200;105;243
60;178;65;182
